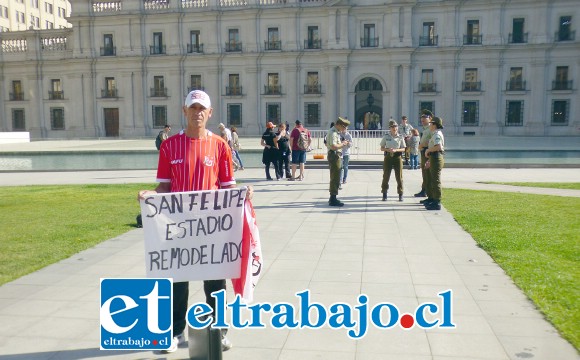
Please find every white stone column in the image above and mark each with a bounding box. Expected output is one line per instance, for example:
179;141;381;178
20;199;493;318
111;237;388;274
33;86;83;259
401;64;412;119
339;65;348;117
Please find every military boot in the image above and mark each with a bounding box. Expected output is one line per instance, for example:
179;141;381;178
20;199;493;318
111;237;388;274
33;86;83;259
425;200;441;210
414;189;426;198
420;198;433;205
382;192;387;201
329;195;344;207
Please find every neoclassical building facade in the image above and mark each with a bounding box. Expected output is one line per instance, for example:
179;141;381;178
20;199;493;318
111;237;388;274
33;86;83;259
0;0;578;138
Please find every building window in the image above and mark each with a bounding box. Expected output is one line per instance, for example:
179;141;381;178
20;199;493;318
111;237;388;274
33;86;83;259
228;104;242;126
305;26;320;49
226;29;241;52
58;7;66;17
420;22;437;46
49;79;63;100
1;6;8;19
419;101;435;116
31;0;39;8
12;109;25;131
102;77;117;98
419;69;436;92
265;73;280;95
556;16;574;41
464;20;482;45
152;106;167;128
462;101;479;126
151;32;165;55
50;108;65;130
151;76;166;97
305;72;320;94
101;34;115;56
553;66;572;90
30;15;40;28
265;27;281;50
45;3;53;14
16;11;25;24
551;100;569;125
11;81;24;101
509;18;527;43
507;67;525;91
304;103;321;127
188;30;203;53
463;68;481;91
266;103;281;124
45;21;54;29
361;24;378;47
505;101;524;126
227;74;241;96
189;75;203;92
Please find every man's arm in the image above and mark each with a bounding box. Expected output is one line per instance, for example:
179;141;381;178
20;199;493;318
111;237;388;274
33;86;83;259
137;182;170;201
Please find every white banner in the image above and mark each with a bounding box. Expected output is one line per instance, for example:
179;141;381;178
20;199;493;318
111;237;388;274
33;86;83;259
140;188;247;282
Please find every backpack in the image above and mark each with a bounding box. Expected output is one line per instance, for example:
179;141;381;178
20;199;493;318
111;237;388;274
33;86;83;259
297;131;309;150
155;132;163;150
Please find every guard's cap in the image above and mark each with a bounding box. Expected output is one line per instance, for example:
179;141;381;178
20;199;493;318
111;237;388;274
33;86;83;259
336;116;350;127
420;109;433;118
388;120;398;128
429;117;444;129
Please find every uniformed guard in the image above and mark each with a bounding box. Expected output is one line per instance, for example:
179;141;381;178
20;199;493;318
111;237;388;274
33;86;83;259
380;120;406;201
326;117;350;207
424;117;445;210
398;116;414;165
415;109;434;200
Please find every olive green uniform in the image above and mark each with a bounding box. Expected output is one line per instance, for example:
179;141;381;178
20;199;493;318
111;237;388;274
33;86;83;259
428;129;445;201
326;127;342;196
380;132;405;195
419;125;433;196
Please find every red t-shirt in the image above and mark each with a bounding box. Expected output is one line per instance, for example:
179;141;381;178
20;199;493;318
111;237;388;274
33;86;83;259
290;126;311;151
156;130;236;192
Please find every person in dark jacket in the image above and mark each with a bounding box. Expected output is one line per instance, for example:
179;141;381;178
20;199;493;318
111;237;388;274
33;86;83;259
261;122;281;180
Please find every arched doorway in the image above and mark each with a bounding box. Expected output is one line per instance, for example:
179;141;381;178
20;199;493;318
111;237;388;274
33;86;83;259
354;77;383;130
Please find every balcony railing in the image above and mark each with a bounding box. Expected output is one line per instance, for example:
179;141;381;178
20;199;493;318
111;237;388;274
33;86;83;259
226;86;243;96
508;32;528;44
9;92;24;101
462;81;481;92
187;86;205;93
225;42;242;52
49;90;64;100
552;80;573;90
506;80;526;91
150;45;166;55
360;37;379;48
101;88;118;98
264;85;282;95
100;46;116;56
555;30;576;42
418;82;436;92
304;39;321;49
304;84;321;94
187;43;204;53
419;35;438;46
151;87;168;97
264;40;281;51
463;34;483;45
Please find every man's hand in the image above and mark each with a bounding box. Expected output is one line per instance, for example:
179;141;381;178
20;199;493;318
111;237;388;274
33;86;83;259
246;185;254;200
137;190;157;201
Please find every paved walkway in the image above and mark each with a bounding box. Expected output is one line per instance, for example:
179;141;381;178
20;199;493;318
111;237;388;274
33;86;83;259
0;167;579;360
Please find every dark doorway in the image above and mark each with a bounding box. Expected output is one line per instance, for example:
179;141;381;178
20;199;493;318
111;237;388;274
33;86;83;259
104;108;119;137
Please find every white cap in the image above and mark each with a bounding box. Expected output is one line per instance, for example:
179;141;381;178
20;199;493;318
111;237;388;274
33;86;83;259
184;90;211;109
218;123;225;128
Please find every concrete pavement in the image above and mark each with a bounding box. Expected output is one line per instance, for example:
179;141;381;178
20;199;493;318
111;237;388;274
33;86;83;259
0;166;579;360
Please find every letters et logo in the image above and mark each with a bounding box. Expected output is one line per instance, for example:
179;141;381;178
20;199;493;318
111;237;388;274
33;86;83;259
100;278;172;350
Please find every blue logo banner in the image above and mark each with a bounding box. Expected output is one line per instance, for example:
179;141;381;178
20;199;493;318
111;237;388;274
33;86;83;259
100;278;172;350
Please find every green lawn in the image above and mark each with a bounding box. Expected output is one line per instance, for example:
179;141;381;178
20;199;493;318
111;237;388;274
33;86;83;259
444;189;580;349
0;184;152;285
482;182;580;190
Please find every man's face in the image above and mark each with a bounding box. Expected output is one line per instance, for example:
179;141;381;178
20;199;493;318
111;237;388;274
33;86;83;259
421;116;430;126
183;103;212;129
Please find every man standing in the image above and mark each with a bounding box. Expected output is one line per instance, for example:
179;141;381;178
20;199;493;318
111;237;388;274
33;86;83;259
399;116;413;165
424;117;445;210
414;110;434;199
380;119;406;202
289;119;311;181
326;117;350;206
138;90;237;353
155;124;171;150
